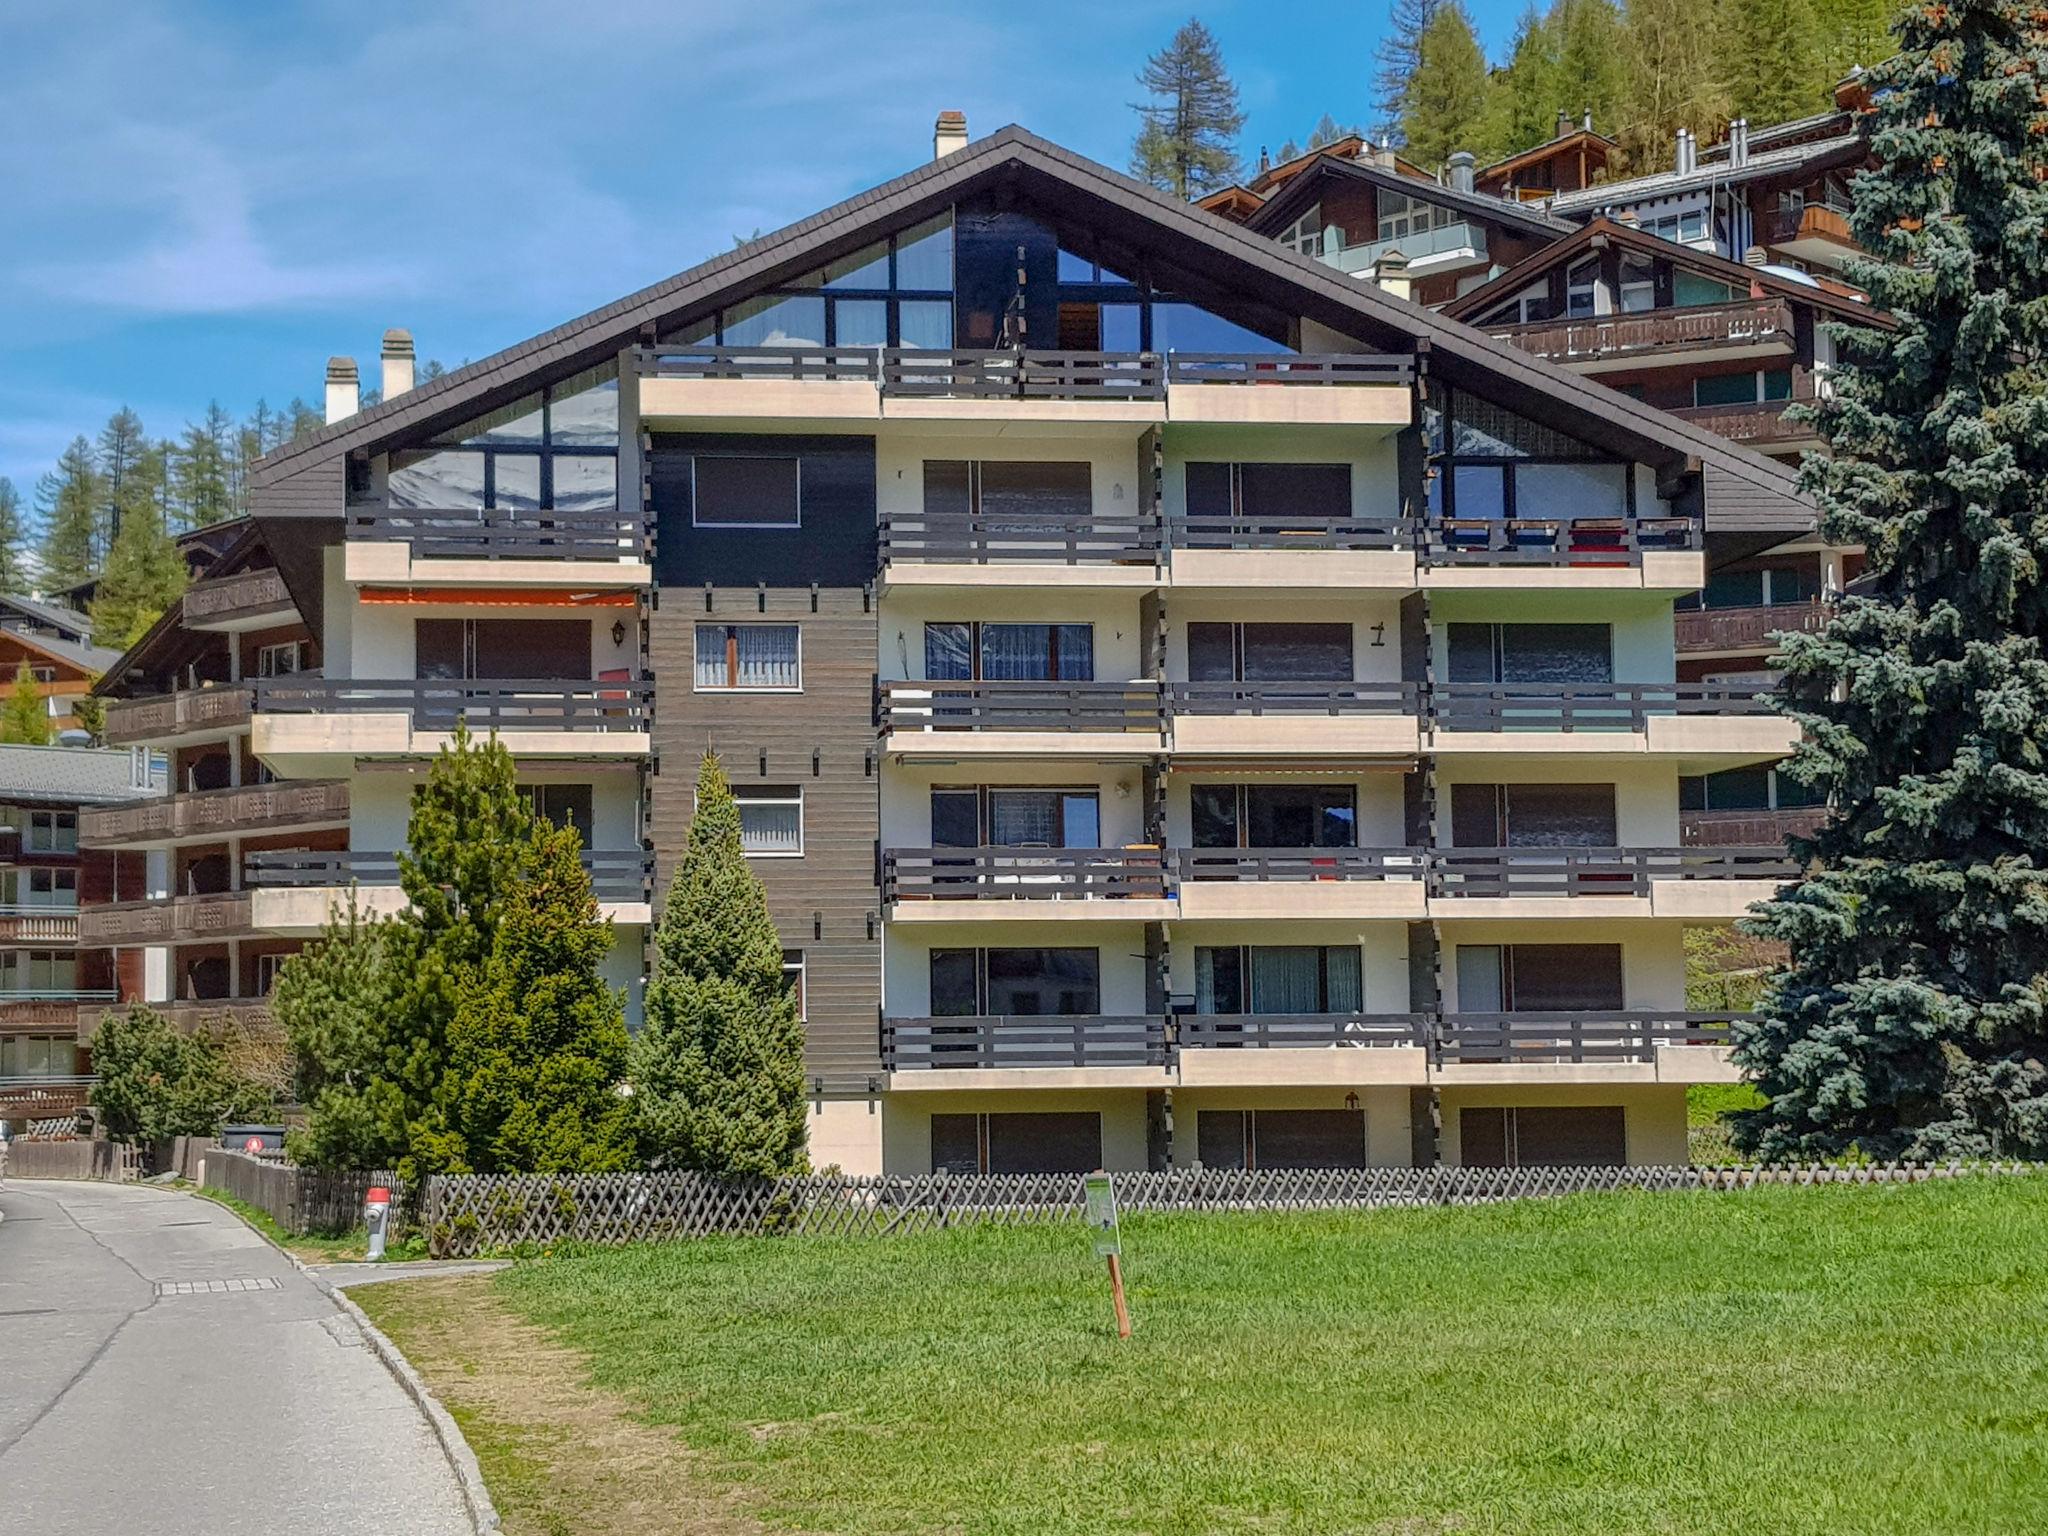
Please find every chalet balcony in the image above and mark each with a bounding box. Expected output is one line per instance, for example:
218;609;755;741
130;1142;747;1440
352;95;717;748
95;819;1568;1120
1667;398;1820;449
1173;848;1427;920
1178;1014;1428;1050
633;346;1411;429
883;848;1171;920
1427;681;1794;764
1168;681;1420;757
243;848;653;905
344;505;651;587
0;991;115;1031
0;907;80;944
1681;805;1827;847
251;676;653;766
1165;512;1417;589
1428;846;1795;919
102;684;253;749
1484;298;1795;372
1767;202;1858;268
877;679;1166;758
1675;600;1831;656
182;567;295;631
877;506;1162;583
881;1015;1170;1073
1328;220;1490;277
81;997;276;1037
1431;1011;1742;1068
80;778;350;850
0;1074;96;1121
1419;513;1701;575
81;891;254;946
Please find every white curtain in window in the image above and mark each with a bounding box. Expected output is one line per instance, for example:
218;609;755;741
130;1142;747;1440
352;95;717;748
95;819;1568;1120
738;799;801;853
735;627;798;689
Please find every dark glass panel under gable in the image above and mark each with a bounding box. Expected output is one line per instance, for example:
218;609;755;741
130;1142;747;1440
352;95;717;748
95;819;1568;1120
1423;386;1632;522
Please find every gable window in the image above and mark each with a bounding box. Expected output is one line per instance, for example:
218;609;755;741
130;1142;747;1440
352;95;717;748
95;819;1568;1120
1187;622;1352;682
1425;389;1633;523
1378;189;1450;242
1619;253;1658;313
1674;271;1737;308
690;456;802;528
388;363;618;514
1565;257;1599;318
1277;204;1326;257
1447;623;1613;684
732;785;802;855
694;624;800;690
924;622;1093;682
1477;285;1559;326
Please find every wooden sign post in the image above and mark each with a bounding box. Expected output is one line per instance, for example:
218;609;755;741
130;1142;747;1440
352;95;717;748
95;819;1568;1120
1083;1170;1130;1339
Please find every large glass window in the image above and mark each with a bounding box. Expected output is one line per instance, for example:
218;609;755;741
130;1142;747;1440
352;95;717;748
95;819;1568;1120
695;624;800;690
1447;624;1612;684
1426;389;1632;521
683;213;953;350
930;948;1100;1015
1196;945;1362;1013
1191;784;1356;848
924;622;1093;681
924;461;1091;528
389;364;617;513
1456;944;1623;1011
1450;783;1618;847
1187;622;1352;682
1694;370;1793;407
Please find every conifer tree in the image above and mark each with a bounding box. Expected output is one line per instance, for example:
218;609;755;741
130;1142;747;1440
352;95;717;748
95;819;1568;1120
277;892;407;1170
1619;0;1732;170
1308;112;1360;149
90;500;187;649
34;437;101;592
1478;6;1565;160
89;1005;271;1143
1814;0;1901;76
1734;0;2048;1158
95;407;149;561
1725;0;1828;127
1;662;50;746
1550;0;1630;139
171;405;234;529
445;818;634;1173
1376;0;1452;141
1400;3;1494;170
0;478;29;593
1130;18;1246;198
631;752;806;1177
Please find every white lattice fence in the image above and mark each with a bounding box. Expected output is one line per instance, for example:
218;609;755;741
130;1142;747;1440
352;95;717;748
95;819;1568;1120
421;1161;2034;1258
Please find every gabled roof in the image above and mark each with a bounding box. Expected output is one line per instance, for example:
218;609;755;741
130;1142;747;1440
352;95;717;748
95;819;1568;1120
1474;127;1620;191
1440;216;1891;328
1242;151;1575;246
0;626;123;678
0;592;94;641
1700;108;1859;162
0;744;160;805
93;521;283;698
251;125;1809;533
1545;130;1869;216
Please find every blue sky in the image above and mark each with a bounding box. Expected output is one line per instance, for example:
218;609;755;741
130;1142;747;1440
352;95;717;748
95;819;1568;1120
0;0;1527;495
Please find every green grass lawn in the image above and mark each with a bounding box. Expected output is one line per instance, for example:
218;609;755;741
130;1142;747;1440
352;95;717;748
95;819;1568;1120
476;1178;2048;1535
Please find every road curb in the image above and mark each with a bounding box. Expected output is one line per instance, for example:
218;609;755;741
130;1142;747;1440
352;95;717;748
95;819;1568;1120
195;1190;502;1533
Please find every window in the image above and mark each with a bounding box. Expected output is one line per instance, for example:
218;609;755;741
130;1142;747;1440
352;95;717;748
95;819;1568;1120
924;622;1093;681
930;1111;1103;1174
1477;284;1559;326
0;950;76;994
1379;189;1449;242
0;1035;80;1076
930;947;1100;1016
1450;783;1618;847
256;641;303;678
1619;254;1657;313
1198;1108;1366;1170
1694;370;1793;407
1641;206;1709;245
1682;766;1823;812
1187;622;1352;682
254;952;289;997
1565;257;1598;318
781;950;806;1019
694;624;799;690
675;213;954;350
923;461;1091;528
1196;945;1363;1014
1277;204;1325;256
525;784;595;838
389;363;618;513
1454;943;1624;1011
690;456;801;527
1424;389;1633;522
417;619;590;681
1674;271;1737;307
25;809;77;854
20;868;78;910
1183;461;1352;528
733;786;802;855
1446;623;1613;684
1190;784;1356;849
1461;1105;1626;1167
932;788;1101;849
1690;562;1823;611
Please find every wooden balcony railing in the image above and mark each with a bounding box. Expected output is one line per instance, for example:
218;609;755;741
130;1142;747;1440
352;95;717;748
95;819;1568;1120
1421;514;1699;564
0;907;79;944
0;992;114;1030
0;1074;96;1118
81;998;279;1036
79;891;253;945
1432;1011;1743;1063
243;849;652;902
878;508;1162;566
1680;806;1828;847
346;506;649;561
102;685;253;747
883;848;1167;903
1675;601;1832;654
1168;513;1414;552
1429;682;1778;731
1766;203;1855;248
1667;399;1817;446
1487;298;1795;363
80;779;350;849
1167;681;1419;717
878;679;1163;735
251;677;652;732
183;567;294;625
1428;846;1797;897
1173;848;1425;884
880;1015;1170;1071
1178;1014;1429;1050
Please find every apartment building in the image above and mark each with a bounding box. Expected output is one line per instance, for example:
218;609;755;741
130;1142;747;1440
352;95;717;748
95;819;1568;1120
94;119;1814;1175
0;594;123;735
0;745;155;1129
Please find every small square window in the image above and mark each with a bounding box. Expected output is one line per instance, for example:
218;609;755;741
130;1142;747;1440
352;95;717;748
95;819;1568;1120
733;786;803;855
694;624;800;690
257;642;304;678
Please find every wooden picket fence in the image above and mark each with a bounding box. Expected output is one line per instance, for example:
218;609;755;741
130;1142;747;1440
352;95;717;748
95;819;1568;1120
420;1160;2033;1258
201;1149;409;1238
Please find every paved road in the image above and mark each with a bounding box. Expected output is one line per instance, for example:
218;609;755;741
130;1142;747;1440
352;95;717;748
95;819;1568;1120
0;1179;470;1534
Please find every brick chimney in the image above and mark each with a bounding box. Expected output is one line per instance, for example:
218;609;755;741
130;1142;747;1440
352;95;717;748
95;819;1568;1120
380;329;415;400
324;357;358;424
933;110;968;160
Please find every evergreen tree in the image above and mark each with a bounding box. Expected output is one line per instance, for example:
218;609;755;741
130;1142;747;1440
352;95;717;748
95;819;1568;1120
1376;0;1452;141
631;752;807;1177
1618;0;1732;170
90;498;187;649
445;817;634;1173
0;478;29;593
95;407;149;562
1400;3;1494;170
1308;112;1360;149
1725;0;1827;126
1550;0;1630;141
34;436;101;592
1814;0;1900;76
89;1006;271;1143
277;892;407;1170
1;662;50;746
1478;6;1565;161
170;404;234;529
72;691;105;746
1734;0;2048;1158
1130;18;1247;198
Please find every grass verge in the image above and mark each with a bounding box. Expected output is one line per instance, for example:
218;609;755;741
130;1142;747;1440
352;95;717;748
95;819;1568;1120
190;1185;373;1265
368;1179;2048;1535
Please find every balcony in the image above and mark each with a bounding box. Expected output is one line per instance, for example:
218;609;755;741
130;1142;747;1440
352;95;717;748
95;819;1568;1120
1485;298;1795;372
0;1074;96;1120
877;506;1161;587
81;891;254;945
1432;1011;1743;1080
344;505;651;587
243;848;655;930
881;1015;1171;1081
1676;600;1831;656
80;779;350;850
1167;681;1420;757
250;677;653;766
1767;202;1858;269
1667;398;1820;450
878;679;1165;758
0;907;79;944
1428;846;1795;919
1173;848;1427;920
1328;220;1490;277
1419;514;1705;591
1166;513;1416;589
883;848;1171;921
634;346;1410;429
1681;805;1827;847
102;685;253;749
183;567;295;630
1177;1012;1431;1087
1427;682;1795;764
0;991;114;1030
80;997;277;1038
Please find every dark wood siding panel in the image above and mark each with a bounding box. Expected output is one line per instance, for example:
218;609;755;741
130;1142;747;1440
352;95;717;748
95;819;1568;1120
649;586;880;1088
649;434;877;589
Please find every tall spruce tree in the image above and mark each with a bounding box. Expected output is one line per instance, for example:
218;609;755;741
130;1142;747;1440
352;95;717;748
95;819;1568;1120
1734;0;2048;1158
90;500;187;649
35;436;101;593
0;478;28;593
1;662;50;746
1130;18;1246;199
1618;0;1733;170
1550;0;1630;140
1376;0;1452;142
444;817;634;1173
95;407;150;561
1400;3;1494;170
277;892;407;1170
171;405;234;529
1478;6;1566;161
631;752;807;1176
1725;0;1828;127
